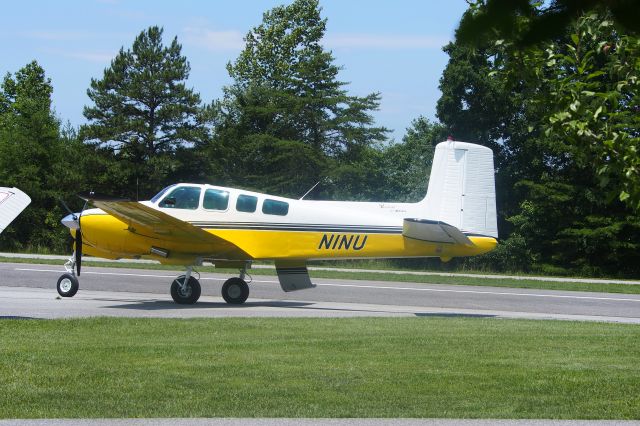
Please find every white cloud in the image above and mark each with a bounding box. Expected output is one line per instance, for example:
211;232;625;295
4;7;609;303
21;30;94;41
64;51;116;63
324;34;450;50
181;26;449;52
41;48;116;63
183;27;245;51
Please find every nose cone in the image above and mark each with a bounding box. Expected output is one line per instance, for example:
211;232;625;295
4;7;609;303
61;213;80;230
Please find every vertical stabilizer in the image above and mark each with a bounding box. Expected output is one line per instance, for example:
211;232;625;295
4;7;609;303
0;187;31;234
419;141;497;238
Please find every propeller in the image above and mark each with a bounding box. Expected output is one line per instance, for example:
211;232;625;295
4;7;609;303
75;228;82;276
75;198;89;276
60;196;89;276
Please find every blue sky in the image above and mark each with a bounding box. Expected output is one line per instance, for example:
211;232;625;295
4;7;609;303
1;0;469;142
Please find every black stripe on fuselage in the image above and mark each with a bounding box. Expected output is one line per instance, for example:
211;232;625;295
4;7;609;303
189;222;495;239
189;222;403;234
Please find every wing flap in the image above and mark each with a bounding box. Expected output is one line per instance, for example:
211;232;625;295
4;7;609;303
275;260;316;292
403;218;473;246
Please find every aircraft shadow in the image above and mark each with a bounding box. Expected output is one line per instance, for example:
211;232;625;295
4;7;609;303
0;316;41;320
106;300;314;311
415;312;497;318
280;306;498;318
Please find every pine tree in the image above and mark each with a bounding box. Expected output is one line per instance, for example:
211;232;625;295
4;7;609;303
81;26;204;198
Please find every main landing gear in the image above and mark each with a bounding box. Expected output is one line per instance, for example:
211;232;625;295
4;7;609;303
221;263;250;304
170;266;202;304
55;255;251;306
170;262;251;305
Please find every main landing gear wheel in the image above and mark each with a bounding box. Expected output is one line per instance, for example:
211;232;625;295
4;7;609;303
171;275;201;304
222;277;249;304
57;273;79;297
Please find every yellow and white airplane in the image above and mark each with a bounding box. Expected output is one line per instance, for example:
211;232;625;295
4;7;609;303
58;140;498;304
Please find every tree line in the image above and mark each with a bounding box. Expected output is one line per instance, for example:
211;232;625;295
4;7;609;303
0;0;638;277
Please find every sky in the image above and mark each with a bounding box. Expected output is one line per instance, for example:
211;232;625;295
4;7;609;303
1;0;469;142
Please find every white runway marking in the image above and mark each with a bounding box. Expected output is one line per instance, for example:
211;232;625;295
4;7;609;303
16;267;640;303
317;282;640;303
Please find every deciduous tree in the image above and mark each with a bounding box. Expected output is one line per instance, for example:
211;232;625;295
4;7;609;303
0;61;76;251
211;0;389;198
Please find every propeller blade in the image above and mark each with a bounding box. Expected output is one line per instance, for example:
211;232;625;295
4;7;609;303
75;228;82;276
59;198;77;220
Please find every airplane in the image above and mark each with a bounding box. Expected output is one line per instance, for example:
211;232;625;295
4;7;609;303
0;187;31;234
57;140;498;304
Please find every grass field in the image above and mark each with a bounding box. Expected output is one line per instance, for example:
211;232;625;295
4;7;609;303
1;317;638;419
2;256;640;295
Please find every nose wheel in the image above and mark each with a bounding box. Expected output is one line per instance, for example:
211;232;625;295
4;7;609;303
57;252;80;297
56;273;79;297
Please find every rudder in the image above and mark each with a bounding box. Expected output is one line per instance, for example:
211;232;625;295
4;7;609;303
419;141;498;239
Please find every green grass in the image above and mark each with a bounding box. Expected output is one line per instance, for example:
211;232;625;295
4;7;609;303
2;256;640;295
0;317;639;419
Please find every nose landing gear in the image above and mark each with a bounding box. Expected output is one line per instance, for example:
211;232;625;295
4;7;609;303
57;252;80;297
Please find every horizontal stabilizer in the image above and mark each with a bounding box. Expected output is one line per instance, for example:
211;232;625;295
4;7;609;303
403;218;473;246
275;261;316;292
0;187;31;234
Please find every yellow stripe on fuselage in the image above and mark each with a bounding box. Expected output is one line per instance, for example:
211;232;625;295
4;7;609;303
206;229;496;260
76;213;497;263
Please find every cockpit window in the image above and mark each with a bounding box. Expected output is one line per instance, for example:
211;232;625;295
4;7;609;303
159;186;201;210
203;189;229;211
150;185;176;203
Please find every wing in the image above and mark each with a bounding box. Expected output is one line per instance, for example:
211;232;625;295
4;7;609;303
80;193;249;260
0;187;31;234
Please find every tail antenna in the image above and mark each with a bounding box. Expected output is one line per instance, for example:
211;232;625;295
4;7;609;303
299;179;323;200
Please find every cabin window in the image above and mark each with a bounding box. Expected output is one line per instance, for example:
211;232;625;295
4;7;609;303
262;199;289;216
203;189;229;211
236;194;257;213
159;186;201;210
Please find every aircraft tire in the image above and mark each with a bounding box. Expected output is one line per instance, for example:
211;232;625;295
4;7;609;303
57;273;79;297
171;276;201;304
222;277;249;304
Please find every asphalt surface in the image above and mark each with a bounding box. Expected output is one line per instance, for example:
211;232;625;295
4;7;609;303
3;252;640;285
0;262;638;322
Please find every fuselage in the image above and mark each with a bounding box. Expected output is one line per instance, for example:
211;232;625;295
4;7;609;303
64;183;497;264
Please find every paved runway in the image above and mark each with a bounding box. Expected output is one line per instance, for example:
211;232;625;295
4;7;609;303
0;262;639;323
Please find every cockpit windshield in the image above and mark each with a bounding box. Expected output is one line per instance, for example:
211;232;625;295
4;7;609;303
150;185;176;203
